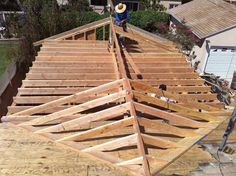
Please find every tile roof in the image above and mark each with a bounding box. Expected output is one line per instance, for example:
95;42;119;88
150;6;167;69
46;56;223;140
168;0;236;39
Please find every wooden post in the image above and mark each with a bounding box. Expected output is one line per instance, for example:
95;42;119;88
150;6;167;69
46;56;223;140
103;25;106;41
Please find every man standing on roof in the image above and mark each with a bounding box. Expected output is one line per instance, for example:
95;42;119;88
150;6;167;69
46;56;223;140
115;3;129;32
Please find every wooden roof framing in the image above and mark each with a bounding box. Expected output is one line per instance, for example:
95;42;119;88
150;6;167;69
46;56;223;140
3;17;231;176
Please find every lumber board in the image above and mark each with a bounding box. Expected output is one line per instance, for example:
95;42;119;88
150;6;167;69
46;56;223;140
111;19;151;176
36;55;112;60
133;91;222;122
83;134;137;152
141;134;181;149
130;73;198;79
7;106;69;115
140;79;205;86
32;62;113;68
134;102;207;128
22;80;114;87
123;51;142;76
55;117;134;141
138;118;198;137
26;73;116;80
36;103;131;134
130;80;219;111
33;18;110;46
30;67;114;73
18;91;127;126
13;79;124;116
167;86;211;92
138;67;194;73
38;52;111;57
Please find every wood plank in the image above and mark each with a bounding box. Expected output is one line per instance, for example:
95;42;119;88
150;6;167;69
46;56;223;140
26;73;116;80
83;134;137;152
7;106;69;114
177;93;217;101
141;134;181;149
14;96;65;104
131;80;219;111
167;86;211;92
130;73;198;79
117;157;143;166
18;87;87;95
13;79;124;116
22;80;114;87
133;91;222;122
30;67;114;73
18;91;127;125
138;118;198;137
33;62;113;67
123;51;142;77
140;79;205;86
36;56;112;61
38;52;111;57
138;67;194;73
134;102;207;128
54;115;133;140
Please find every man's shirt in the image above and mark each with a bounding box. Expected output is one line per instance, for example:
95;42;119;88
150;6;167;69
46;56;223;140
115;10;129;26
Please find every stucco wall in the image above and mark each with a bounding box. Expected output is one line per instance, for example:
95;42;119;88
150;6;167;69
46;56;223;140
192;27;236;73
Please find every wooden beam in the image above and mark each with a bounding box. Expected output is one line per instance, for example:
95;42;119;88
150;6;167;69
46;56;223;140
117;157;143;166
134;102;208;128
133;91;222;122
56;116;133;141
111;18;151;176
36;103;131;134
10;79;123;116
83;134;137;152
18;90;127;126
141;134;181;149
131;80;219;112
123;51;142;78
138;118;199;137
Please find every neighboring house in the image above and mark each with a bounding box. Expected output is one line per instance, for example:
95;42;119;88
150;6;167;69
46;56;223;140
225;0;236;4
0;0;23;38
56;0;69;6
169;0;236;83
89;0;140;14
159;0;182;9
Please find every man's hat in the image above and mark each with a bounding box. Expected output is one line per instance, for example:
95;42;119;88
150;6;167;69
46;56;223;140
115;3;127;14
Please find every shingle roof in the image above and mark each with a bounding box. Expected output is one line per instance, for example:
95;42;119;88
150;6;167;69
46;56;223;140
168;0;236;39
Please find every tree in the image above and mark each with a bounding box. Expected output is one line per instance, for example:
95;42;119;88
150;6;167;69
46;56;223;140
6;0;104;69
140;0;166;11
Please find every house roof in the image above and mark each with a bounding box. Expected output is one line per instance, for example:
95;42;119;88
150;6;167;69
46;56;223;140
168;0;236;39
2;17;230;176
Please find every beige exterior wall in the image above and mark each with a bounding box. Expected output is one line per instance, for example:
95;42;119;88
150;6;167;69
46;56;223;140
160;0;182;9
192;27;236;73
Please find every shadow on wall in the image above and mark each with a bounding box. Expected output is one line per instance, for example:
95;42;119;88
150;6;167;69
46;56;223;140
0;71;25;120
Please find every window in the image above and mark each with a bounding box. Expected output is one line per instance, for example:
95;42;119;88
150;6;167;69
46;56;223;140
90;0;107;6
121;1;139;11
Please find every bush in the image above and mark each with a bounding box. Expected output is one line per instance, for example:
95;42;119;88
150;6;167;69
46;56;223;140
129;11;169;32
163;25;199;52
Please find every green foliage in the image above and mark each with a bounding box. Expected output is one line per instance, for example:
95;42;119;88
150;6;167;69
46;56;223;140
158;24;199;52
0;44;17;76
140;0;166;11
6;0;107;69
129;10;169;31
